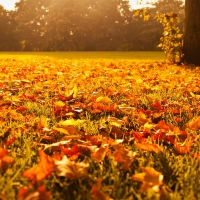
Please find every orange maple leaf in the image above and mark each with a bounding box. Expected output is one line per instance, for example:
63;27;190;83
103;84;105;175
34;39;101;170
0;146;15;172
90;179;113;200
112;144;136;171
174;138;193;154
18;186;51;200
91;146;109;162
131;166;163;193
136;143;163;153
22;150;55;182
187;116;200;131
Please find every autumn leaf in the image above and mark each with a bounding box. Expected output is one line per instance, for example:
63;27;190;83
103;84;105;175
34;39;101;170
143;122;155;131
112;144;136;171
55;155;89;180
96;96;112;104
187;116;200;131
174;138;193;154
58;118;86;126
136;142;163;153
37;115;48;130
137;111;150;125
91;146;109;162
18;186;51;200
22;150;55;182
131;166;163;193
0;146;15;172
54;100;65;107
60;143;79;160
53;126;70;135
90;179;114;200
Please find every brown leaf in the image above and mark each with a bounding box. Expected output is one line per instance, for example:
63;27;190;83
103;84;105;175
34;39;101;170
55;156;89;180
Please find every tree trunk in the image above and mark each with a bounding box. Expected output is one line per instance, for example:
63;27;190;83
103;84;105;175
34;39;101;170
183;0;200;65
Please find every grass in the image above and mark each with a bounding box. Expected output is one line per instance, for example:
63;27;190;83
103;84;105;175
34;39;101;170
0;51;165;61
0;54;200;200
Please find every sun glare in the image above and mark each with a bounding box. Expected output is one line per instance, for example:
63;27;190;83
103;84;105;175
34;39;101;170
0;0;157;11
0;0;19;10
129;0;157;9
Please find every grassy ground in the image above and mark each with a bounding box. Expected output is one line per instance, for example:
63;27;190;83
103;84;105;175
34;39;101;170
0;51;165;61
1;54;200;200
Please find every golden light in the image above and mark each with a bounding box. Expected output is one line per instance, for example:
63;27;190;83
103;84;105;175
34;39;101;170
0;0;19;10
129;0;157;9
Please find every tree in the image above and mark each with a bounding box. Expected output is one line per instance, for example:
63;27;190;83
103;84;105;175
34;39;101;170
0;6;18;50
183;0;200;65
15;0;50;51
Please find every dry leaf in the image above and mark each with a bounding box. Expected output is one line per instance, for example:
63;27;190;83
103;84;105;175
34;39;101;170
136;143;163;153
187;116;200;131
131;166;163;193
58;119;85;126
174;138;193;154
96;96;112;104
91;146;108;162
0;146;15;172
55;156;89;180
90;179;114;200
22;150;54;182
18;186;51;200
112;144;136;171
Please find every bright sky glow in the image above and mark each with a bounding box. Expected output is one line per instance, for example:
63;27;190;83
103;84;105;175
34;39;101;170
0;0;19;10
129;0;157;9
0;0;157;11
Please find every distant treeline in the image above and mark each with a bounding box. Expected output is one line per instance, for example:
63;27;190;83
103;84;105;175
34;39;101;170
0;0;184;51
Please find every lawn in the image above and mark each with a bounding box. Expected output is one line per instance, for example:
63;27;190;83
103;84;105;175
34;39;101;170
0;51;165;60
0;53;200;200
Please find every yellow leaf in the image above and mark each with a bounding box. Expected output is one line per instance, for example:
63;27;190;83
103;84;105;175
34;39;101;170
187;116;200;131
131;166;163;193
59;119;85;126
96;96;112;104
72;84;78;98
53;127;69;135
54;101;65;107
143;122;155;131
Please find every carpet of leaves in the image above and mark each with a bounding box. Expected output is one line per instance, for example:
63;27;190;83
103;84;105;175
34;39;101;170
0;58;200;200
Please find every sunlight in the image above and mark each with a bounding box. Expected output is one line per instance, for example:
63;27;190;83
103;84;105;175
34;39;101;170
129;0;157;9
0;0;157;10
0;0;19;10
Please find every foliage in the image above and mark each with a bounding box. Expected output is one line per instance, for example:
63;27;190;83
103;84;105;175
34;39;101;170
156;12;183;63
0;0;184;51
1;56;200;199
134;0;184;63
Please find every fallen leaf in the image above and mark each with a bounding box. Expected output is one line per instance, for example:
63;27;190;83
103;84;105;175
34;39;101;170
136;143;162;153
0;146;15;172
91;146;108;162
55;155;89;180
131;166;163;193
112;144;136;171
22;150;55;182
17;186;51;200
96;96;112;104
90;179;114;200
